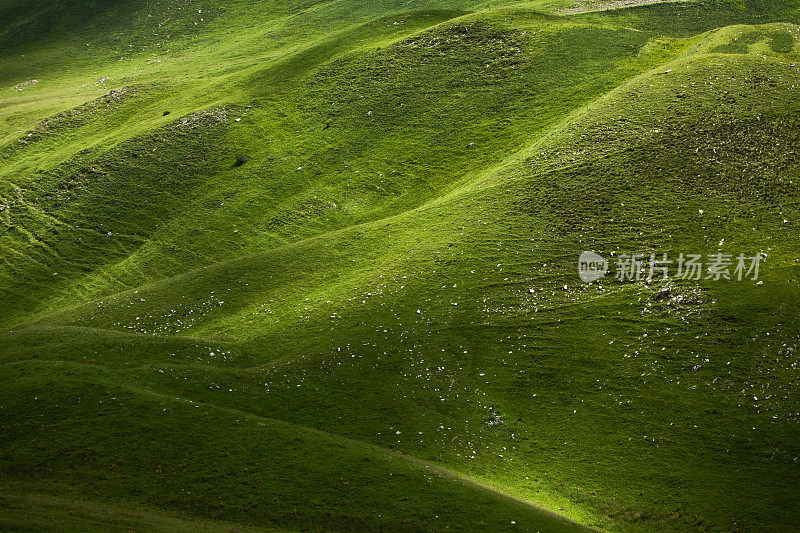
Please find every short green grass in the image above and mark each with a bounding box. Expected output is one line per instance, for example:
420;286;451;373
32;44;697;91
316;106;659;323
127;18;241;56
2;0;800;531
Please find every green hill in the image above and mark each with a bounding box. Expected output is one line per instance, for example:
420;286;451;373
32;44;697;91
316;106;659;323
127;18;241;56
2;0;800;530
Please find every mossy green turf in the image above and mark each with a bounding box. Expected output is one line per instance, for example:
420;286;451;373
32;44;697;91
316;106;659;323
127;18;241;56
2;0;800;530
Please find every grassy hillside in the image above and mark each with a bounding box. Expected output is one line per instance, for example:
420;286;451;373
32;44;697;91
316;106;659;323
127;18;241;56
1;0;800;531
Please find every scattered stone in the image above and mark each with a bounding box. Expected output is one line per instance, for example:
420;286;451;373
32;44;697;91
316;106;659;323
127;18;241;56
175;107;229;129
12;79;37;91
652;287;671;302
486;408;504;427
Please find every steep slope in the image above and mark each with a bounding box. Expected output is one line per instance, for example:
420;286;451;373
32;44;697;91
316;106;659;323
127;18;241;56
2;0;800;531
1;10;690;323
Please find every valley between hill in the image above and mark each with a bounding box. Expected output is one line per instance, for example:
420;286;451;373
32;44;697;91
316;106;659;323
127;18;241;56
1;0;799;530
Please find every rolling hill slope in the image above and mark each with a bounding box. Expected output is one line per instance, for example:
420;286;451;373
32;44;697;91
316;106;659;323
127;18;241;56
1;0;800;531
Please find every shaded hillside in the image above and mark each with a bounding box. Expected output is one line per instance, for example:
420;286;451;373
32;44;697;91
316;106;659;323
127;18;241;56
1;1;800;531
